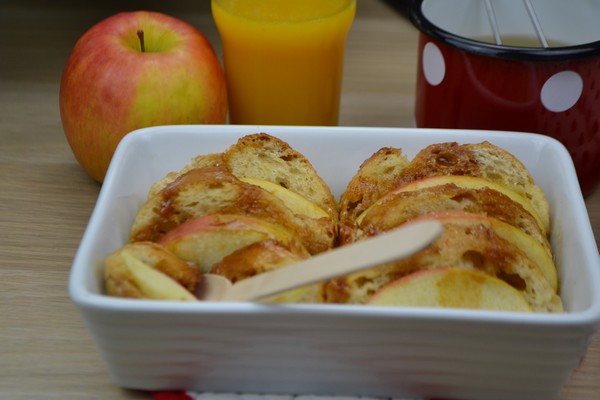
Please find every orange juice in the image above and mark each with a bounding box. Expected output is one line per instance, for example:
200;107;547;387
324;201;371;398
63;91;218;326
212;0;356;125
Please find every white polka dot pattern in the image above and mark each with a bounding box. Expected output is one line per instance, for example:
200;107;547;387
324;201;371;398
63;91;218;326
422;42;445;86
541;70;583;112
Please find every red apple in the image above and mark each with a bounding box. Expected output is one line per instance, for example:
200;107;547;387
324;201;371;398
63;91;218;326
60;11;227;182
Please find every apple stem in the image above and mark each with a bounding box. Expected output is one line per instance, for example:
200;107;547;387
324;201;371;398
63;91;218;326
137;29;146;53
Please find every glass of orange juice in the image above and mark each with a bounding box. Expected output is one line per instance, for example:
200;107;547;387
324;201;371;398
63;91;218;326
212;0;356;126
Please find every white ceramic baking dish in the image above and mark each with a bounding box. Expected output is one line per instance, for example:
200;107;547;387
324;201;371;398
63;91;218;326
69;125;600;400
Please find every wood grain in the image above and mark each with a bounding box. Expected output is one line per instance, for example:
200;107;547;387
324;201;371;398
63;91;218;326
1;1;598;399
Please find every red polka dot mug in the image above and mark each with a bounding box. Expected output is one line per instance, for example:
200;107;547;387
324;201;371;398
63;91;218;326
409;0;600;196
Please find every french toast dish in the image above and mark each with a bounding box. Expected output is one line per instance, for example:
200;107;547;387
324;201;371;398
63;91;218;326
104;133;562;313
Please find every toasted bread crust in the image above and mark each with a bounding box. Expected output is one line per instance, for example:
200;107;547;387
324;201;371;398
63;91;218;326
339;147;410;222
224;133;338;221
148;153;225;198
209;240;321;304
130;166;336;255
389;142;550;232
210;239;308;283
358;183;551;256
104;241;200;298
147;133;338;221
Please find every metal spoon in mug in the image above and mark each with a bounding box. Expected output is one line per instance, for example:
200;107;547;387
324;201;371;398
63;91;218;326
200;220;443;302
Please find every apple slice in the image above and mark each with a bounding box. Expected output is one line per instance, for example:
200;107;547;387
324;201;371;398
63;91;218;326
130;165;336;254
357;175;547;235
239;177;329;220
354;175;551;258
392;175;546;234
158;214;308;273
105;248;197;301
368;267;532;312
105;241;200;299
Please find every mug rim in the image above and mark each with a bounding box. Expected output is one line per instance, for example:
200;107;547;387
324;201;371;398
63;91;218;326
408;0;600;61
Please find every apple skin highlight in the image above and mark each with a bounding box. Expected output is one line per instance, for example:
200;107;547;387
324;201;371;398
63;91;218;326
60;11;227;182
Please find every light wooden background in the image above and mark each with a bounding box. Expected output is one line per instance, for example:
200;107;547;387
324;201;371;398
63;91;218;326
1;1;598;399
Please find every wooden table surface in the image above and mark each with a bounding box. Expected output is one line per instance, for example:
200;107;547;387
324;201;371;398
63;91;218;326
1;1;598;399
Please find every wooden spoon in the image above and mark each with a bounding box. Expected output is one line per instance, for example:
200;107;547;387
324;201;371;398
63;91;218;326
200;220;442;302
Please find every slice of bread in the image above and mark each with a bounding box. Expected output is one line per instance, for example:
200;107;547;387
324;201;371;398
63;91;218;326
209;240;320;304
148;152;225;199
104;241;200;299
415;210;558;291
339;147;410;222
357;182;552;257
323;213;562;312
224;133;338;221
380;175;547;236
210;239;308;283
130;165;336;255
389;141;550;233
147;133;338;221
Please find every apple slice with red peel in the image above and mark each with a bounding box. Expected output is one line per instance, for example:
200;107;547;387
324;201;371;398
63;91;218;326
157;214;308;273
357;175;547;235
389;175;547;234
368;267;532;312
355;175;551;257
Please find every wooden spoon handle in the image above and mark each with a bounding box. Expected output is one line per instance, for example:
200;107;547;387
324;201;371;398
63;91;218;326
221;220;442;301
